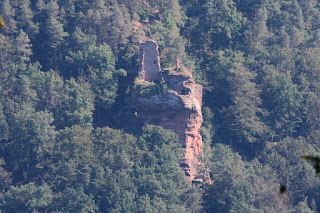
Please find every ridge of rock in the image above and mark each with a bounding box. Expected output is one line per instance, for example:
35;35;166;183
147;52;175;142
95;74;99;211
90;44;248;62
134;40;203;180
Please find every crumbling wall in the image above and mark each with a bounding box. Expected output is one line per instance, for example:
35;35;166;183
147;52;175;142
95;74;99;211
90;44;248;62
138;40;162;81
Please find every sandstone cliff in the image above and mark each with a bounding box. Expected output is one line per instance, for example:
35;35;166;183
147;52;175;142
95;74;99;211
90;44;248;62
134;40;203;180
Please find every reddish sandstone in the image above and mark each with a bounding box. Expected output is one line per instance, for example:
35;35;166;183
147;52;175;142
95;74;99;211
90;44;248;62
135;41;203;180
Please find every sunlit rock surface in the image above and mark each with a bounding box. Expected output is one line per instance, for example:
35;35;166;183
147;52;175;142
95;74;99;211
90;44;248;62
135;40;203;180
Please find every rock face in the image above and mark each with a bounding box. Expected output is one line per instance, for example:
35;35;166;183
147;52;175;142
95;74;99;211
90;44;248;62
135;40;203;180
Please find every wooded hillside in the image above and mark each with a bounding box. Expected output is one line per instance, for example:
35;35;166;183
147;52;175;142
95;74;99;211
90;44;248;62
1;0;320;212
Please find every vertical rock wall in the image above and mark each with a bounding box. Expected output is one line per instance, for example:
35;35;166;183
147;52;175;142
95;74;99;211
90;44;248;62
135;41;203;181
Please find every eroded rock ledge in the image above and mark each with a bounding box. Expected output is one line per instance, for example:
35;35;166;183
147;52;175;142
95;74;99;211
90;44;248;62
134;40;203;180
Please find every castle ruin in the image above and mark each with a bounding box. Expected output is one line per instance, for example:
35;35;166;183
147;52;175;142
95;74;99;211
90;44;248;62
135;40;203;181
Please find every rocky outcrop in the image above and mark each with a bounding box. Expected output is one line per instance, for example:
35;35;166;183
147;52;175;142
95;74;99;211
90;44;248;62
134;41;203;180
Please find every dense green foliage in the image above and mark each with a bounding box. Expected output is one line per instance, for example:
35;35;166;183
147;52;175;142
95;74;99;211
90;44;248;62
1;0;320;212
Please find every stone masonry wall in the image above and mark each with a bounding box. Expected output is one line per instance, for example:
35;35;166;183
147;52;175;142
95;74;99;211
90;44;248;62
138;40;162;81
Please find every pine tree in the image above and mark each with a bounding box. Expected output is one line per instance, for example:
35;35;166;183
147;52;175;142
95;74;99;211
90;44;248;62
36;0;46;12
295;6;306;31
224;62;267;144
100;1;131;52
45;16;68;50
14;29;32;62
46;0;60;17
15;0;39;37
279;27;290;48
42;11;68;69
249;6;269;45
290;26;304;48
69;27;97;52
15;0;33;28
0;35;13;68
262;67;302;139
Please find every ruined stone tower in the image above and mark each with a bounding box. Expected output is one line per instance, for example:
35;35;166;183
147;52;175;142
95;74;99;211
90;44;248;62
135;40;203;181
138;40;162;81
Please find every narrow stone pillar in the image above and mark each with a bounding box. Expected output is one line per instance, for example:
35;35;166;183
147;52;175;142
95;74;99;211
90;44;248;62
138;40;162;81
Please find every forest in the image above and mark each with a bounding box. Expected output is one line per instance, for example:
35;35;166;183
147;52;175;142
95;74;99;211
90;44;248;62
1;0;320;212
